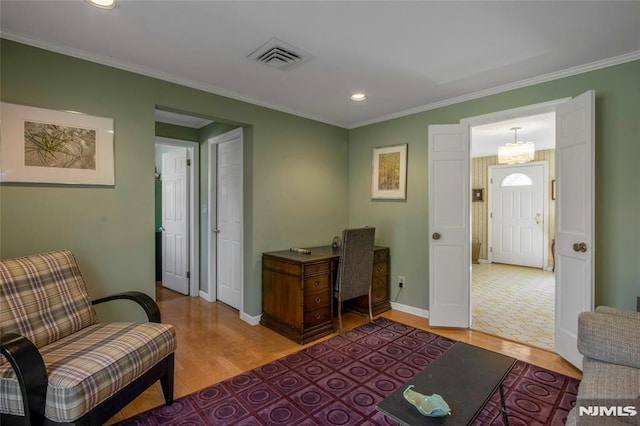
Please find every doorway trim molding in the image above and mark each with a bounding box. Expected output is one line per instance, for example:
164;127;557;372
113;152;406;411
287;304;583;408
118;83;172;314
460;98;571;127
155;137;200;297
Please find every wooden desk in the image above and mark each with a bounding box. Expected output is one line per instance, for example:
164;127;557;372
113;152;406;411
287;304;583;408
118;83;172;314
261;245;390;344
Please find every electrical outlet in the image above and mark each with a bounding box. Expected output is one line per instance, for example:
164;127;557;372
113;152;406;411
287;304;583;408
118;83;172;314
399;275;405;288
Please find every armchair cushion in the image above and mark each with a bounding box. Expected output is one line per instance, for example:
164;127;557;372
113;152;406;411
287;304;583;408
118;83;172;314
0;250;98;355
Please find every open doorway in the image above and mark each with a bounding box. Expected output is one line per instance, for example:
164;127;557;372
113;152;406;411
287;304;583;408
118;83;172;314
430;92;594;367
468;111;556;350
154;109;209;298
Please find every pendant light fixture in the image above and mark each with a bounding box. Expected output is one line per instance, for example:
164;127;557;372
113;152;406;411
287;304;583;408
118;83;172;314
498;127;535;164
85;0;116;10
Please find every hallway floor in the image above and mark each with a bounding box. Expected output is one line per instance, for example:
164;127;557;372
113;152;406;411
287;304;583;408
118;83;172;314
472;263;554;350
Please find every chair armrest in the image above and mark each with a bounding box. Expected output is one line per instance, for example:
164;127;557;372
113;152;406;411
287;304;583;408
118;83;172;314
577;310;640;368
1;333;47;424
92;291;161;323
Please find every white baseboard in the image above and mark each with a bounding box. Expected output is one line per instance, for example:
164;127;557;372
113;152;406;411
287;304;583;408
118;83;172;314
477;259;490;264
198;290;215;302
241;311;261;326
390;302;429;319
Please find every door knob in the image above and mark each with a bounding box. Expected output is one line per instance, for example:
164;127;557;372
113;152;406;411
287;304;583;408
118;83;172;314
213;228;221;234
432;232;441;240
572;242;587;252
159;227;165;232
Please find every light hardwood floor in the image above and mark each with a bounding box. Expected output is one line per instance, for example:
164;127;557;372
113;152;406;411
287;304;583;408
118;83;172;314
108;285;582;424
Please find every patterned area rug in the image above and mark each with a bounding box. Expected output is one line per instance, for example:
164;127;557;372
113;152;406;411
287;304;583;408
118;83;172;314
118;318;578;425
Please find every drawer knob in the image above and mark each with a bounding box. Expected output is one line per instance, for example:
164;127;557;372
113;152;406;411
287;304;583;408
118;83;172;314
314;296;321;304
314;312;321;320
315;280;320;287
315;266;320;271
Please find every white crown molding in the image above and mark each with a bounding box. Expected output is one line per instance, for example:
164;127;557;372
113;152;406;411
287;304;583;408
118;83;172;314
0;31;346;128
348;50;640;129
3;31;639;130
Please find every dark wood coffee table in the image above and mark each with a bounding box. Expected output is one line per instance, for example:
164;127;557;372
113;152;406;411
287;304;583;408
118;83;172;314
376;342;516;425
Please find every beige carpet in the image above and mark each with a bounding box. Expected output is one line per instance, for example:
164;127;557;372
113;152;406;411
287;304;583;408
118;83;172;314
472;263;554;350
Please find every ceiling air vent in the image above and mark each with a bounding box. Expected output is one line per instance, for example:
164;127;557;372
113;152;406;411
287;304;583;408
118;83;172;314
248;38;314;71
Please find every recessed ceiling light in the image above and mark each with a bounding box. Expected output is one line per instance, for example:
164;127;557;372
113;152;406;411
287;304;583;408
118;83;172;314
350;93;368;102
85;0;116;10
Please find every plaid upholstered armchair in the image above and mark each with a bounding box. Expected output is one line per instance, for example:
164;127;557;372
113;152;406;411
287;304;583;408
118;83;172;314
0;250;176;425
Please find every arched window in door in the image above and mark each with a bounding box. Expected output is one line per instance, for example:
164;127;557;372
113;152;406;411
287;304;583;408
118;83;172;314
501;173;532;187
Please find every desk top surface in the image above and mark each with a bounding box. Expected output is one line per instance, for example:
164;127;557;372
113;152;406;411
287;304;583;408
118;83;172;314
263;245;387;263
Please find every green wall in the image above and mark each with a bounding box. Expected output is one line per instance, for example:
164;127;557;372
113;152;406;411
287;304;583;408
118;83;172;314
0;39;349;319
2;38;637;320
348;59;640;312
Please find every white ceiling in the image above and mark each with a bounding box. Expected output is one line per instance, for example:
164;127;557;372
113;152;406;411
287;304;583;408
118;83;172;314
2;1;639;129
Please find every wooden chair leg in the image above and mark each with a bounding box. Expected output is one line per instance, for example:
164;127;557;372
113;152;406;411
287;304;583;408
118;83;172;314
338;292;343;333
160;353;175;405
368;288;373;322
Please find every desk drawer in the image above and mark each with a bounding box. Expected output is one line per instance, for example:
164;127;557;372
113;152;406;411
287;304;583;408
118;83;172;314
373;249;388;263
373;262;388;276
304;274;330;292
263;256;302;276
372;275;387;290
372;285;388;303
304;306;332;328
304;262;331;276
304;290;330;310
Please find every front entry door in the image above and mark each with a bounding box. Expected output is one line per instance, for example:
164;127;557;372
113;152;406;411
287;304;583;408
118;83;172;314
428;124;471;327
490;163;545;268
162;148;189;295
554;91;595;369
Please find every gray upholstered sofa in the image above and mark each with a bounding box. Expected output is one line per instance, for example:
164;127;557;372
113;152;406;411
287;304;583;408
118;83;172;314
567;306;640;425
0;250;176;425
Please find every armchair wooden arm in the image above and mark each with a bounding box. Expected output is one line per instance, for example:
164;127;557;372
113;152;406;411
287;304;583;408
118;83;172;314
0;333;47;425
92;291;161;323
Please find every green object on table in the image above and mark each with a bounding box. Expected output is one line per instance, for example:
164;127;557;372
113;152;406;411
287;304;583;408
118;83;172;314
403;385;451;417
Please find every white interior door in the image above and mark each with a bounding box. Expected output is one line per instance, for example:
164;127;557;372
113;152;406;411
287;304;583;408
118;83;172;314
554;91;595;369
428;124;471;327
162;148;189;295
216;129;243;310
490;163;545;268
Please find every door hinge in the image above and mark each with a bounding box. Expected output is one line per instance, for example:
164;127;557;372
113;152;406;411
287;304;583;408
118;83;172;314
186;271;191;279
490;178;493;184
490;247;493;253
187;159;191;166
490;212;493;218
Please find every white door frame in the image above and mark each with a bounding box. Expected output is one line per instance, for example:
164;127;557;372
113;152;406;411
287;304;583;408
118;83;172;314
458;96;595;365
487;161;549;268
207;128;245;318
155;137;200;297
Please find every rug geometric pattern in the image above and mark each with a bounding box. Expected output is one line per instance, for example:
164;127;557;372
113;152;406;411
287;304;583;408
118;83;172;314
473;263;555;350
117;318;578;425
